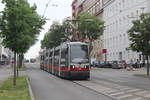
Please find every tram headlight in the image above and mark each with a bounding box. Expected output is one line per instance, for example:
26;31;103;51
71;65;75;68
73;65;75;68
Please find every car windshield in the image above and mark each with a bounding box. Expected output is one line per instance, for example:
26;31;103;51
70;44;89;64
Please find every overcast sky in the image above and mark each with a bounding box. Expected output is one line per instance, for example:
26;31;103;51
0;0;73;59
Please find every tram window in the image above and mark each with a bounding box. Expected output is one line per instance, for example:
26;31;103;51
61;48;68;67
70;45;89;63
40;56;42;60
49;52;52;58
54;50;60;66
46;52;48;57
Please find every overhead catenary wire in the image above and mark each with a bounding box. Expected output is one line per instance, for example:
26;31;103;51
42;0;52;18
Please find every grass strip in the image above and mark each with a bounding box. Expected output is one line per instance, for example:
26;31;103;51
18;66;27;71
0;76;31;100
134;74;150;78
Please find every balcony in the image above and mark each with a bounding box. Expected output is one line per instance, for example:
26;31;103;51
78;4;83;13
95;8;103;16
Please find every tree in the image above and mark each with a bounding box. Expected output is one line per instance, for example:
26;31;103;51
76;13;105;53
128;13;150;76
0;0;45;85
41;21;71;49
59;20;72;41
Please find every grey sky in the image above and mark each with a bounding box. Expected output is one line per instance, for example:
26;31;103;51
0;0;73;59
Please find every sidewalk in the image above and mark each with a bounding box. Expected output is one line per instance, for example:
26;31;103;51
0;65;12;83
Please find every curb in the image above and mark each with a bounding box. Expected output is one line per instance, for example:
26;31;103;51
27;78;35;100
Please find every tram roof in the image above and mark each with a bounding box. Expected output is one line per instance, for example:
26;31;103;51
65;42;88;45
40;42;88;52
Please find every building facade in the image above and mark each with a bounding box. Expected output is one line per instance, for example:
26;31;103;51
0;38;13;65
72;0;104;61
72;0;150;63
72;0;85;18
103;0;150;63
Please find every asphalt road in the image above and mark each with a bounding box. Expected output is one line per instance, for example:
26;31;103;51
25;63;114;100
25;63;150;100
91;68;150;91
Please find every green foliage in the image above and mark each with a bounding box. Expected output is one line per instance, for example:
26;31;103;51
0;0;45;53
60;19;74;40
41;13;104;49
128;13;150;56
41;22;66;49
0;76;31;100
76;12;104;41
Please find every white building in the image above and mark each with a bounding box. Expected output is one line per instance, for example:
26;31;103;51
103;0;150;63
0;38;13;65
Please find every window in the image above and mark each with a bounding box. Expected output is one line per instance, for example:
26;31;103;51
70;45;89;64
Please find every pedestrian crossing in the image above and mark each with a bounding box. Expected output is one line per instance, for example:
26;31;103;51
74;80;150;100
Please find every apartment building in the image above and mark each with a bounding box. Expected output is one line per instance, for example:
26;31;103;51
72;0;150;63
0;39;13;65
103;0;150;63
71;0;104;61
72;0;85;18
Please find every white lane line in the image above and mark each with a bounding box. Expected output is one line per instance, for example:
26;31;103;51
119;87;132;91
125;89;141;93
135;91;149;95
143;93;150;98
110;92;125;96
129;97;142;100
117;94;133;99
106;89;119;94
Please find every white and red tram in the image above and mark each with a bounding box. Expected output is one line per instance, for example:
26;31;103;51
40;42;90;79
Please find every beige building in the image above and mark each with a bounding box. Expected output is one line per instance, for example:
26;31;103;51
72;0;105;61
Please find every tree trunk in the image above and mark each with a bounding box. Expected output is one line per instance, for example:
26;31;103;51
89;41;93;67
146;55;149;76
16;54;19;77
142;55;145;67
20;54;24;67
89;41;93;55
13;52;16;86
18;54;23;68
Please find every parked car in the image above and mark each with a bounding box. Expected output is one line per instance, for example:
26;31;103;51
92;61;105;68
92;61;112;68
103;61;112;68
112;60;125;69
24;60;29;63
30;58;36;63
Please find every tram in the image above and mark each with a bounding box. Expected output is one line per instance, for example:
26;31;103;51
40;42;90;79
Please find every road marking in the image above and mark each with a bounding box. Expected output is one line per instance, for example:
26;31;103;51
106;89;119;94
125;89;141;93
143;93;150;98
135;91;149;95
74;80;150;100
129;97;142;100
117;94;133;99
119;87;132;91
110;92;125;96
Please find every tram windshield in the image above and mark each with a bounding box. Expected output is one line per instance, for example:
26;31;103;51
70;44;89;64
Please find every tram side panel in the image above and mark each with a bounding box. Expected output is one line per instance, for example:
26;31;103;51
40;54;44;70
46;51;49;72
49;51;53;73
60;47;70;78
